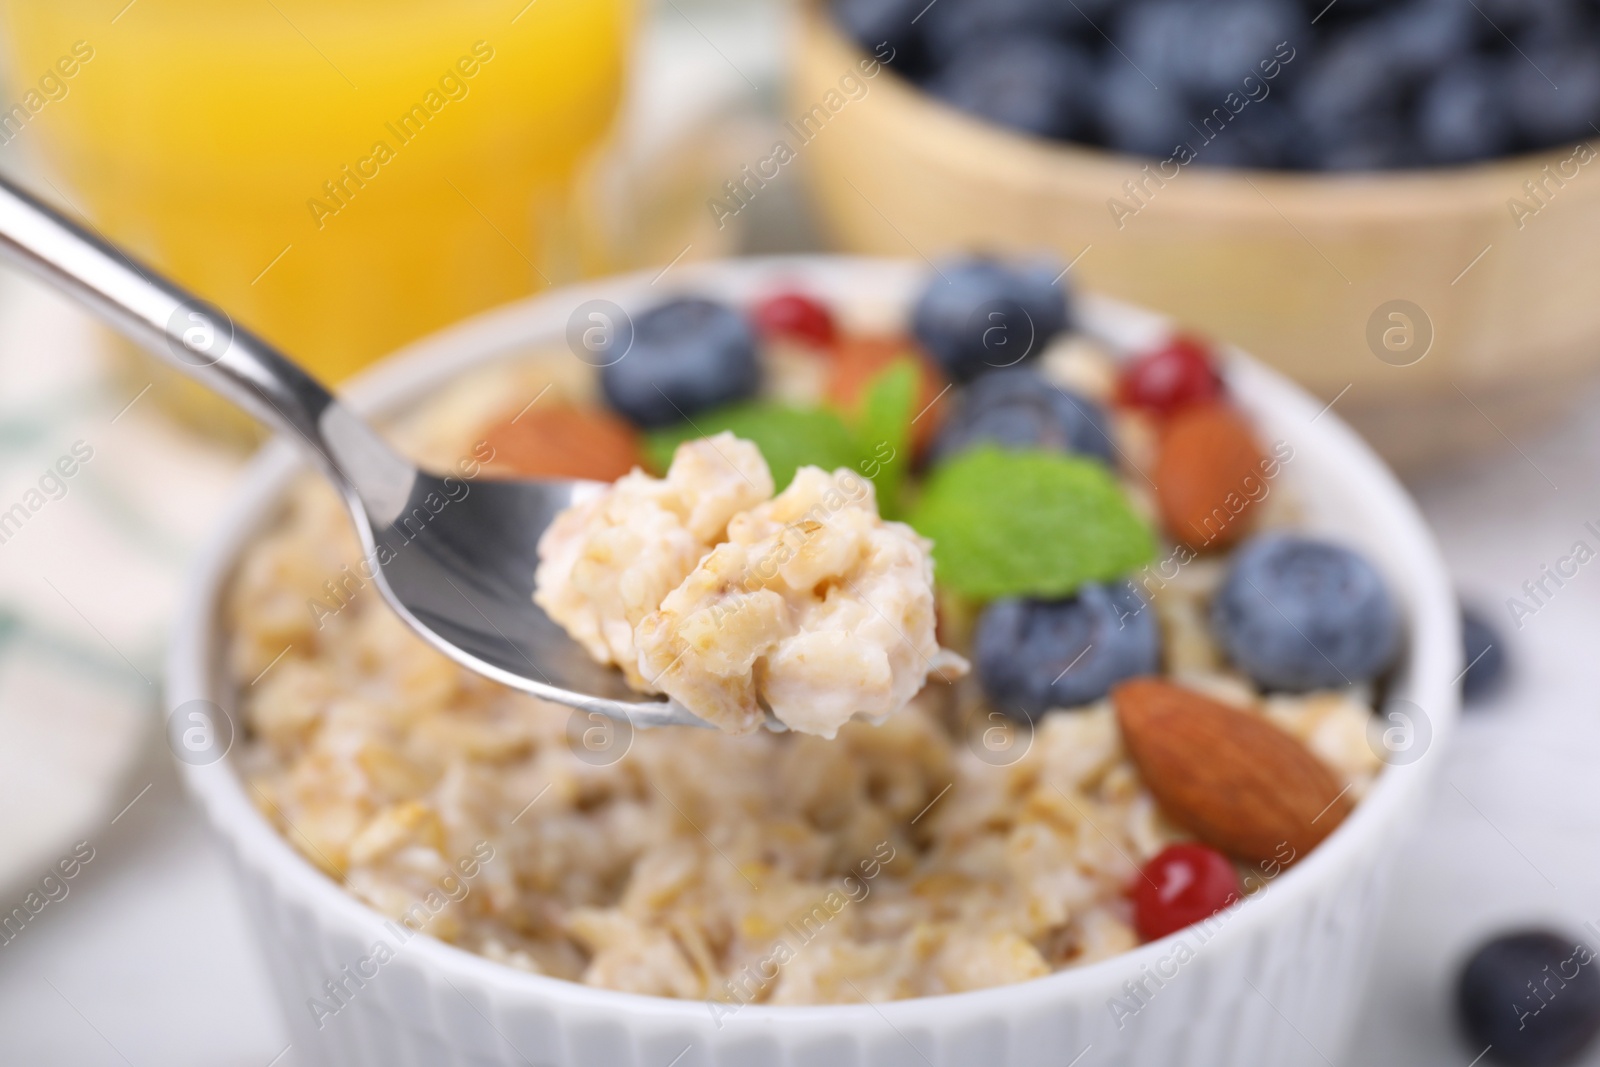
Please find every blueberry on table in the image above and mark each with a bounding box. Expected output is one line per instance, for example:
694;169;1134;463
1461;604;1508;704
930;367;1114;465
929;38;1098;142
911;257;1068;383
600;298;760;429
1210;534;1401;692
976;582;1160;720
1457;929;1600;1066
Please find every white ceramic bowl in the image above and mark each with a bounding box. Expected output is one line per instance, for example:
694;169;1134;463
170;256;1460;1067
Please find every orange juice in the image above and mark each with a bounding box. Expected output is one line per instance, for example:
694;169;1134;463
0;0;633;388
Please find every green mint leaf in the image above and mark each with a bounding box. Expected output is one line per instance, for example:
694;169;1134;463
907;446;1157;600
853;359;918;518
643;403;861;491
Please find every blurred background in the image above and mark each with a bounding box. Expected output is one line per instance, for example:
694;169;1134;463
0;0;1597;1062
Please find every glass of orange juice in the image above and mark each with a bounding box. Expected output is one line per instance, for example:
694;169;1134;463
0;0;634;433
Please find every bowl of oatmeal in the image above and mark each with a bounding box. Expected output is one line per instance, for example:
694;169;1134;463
169;256;1458;1067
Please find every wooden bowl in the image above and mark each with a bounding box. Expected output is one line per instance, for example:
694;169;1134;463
790;2;1600;470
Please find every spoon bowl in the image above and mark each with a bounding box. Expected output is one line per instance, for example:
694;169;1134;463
363;472;707;724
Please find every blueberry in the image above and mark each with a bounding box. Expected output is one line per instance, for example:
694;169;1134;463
976;582;1161;720
1095;62;1198;158
829;0;927;73
1293;35;1429;171
1117;0;1305;100
599;298;760;429
1297;0;1386;26
1199;99;1315;169
911;257;1069;383
1517;5;1599;49
929;368;1114;465
1210;534;1401;691
1314;116;1427;172
930;37;1098;142
1507;44;1600;149
1365;0;1484;77
1418;59;1518;165
1461;604;1508;704
917;0;1084;67
1294;35;1413;148
1457;929;1600;1066
1055;0;1122;33
1476;0;1584;41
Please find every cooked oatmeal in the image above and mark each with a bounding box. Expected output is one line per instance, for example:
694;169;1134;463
533;433;773;692
542;431;966;736
229;353;1383;1005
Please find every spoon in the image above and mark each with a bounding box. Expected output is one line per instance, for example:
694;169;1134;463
0;174;720;730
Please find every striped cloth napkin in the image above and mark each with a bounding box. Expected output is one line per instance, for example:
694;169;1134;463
0;274;245;894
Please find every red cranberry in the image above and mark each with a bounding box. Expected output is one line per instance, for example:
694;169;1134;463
1117;335;1224;418
1131;843;1241;941
752;291;837;348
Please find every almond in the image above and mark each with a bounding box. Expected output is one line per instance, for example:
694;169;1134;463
480;404;642;482
1113;678;1352;867
826;335;948;452
1154;404;1267;552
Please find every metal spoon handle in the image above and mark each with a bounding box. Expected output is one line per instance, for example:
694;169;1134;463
0;175;719;730
0;173;415;520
